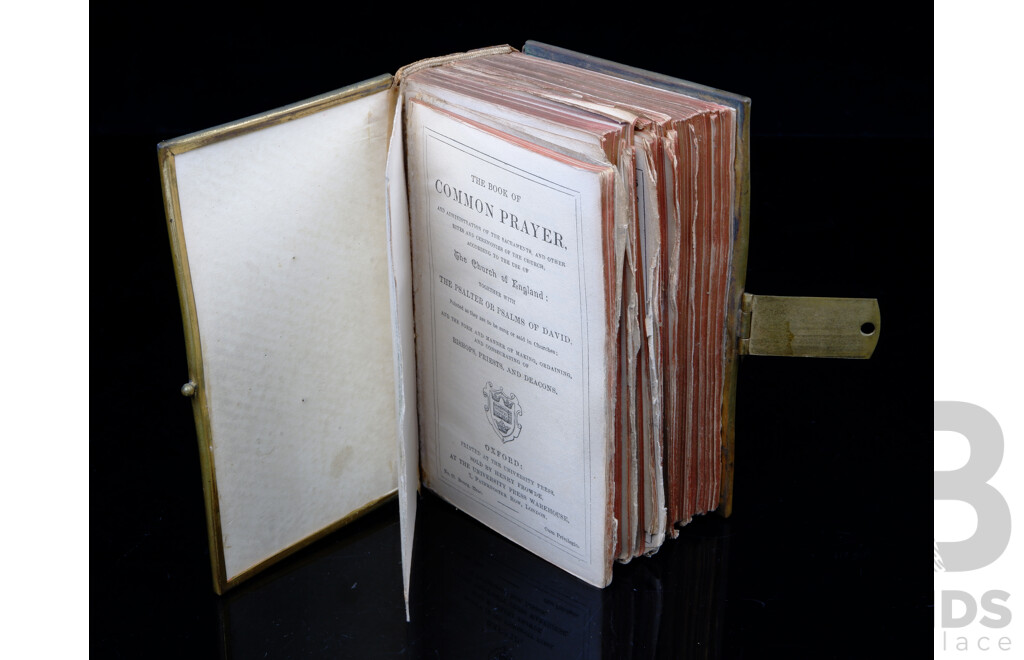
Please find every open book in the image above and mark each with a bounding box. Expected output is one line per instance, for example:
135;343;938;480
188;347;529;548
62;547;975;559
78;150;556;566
158;43;880;603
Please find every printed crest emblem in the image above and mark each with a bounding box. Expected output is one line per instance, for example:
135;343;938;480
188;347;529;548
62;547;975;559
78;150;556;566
483;381;523;443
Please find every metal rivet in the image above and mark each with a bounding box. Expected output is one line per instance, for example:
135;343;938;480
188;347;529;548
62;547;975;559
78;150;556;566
181;381;197;397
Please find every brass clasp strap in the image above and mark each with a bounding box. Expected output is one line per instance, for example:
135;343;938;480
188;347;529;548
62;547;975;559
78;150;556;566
739;294;880;358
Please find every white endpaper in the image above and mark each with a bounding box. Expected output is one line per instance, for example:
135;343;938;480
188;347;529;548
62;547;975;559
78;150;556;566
173;91;398;582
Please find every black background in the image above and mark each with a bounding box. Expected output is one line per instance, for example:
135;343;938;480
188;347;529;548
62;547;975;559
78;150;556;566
91;3;932;657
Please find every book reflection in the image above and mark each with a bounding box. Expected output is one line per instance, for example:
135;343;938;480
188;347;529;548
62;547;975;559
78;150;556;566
218;492;730;658
413;491;731;659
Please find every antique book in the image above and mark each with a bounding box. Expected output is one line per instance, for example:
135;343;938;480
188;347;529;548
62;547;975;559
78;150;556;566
158;42;880;604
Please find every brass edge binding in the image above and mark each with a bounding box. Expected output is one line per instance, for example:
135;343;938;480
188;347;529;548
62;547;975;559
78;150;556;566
158;145;227;592
157;75;400;594
719;91;751;520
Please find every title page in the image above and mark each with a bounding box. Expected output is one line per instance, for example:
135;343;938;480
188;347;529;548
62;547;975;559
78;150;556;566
406;100;614;586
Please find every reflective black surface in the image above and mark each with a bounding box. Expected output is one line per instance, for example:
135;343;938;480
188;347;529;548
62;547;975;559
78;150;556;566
92;4;932;657
214;490;736;659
